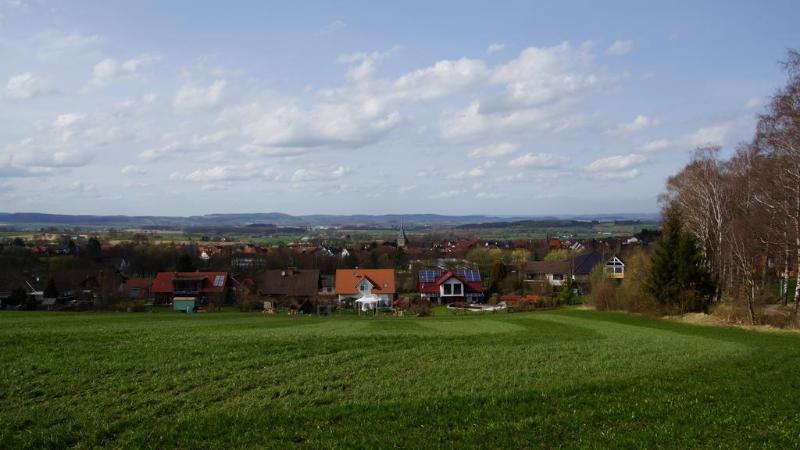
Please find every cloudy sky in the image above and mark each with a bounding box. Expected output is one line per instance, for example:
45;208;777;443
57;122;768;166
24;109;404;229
0;1;797;216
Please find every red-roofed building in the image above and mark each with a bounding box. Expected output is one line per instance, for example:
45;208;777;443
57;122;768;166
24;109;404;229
335;269;396;306
418;268;484;304
122;278;153;300
152;272;232;305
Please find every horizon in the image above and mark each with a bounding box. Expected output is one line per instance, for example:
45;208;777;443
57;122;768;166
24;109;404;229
1;1;798;216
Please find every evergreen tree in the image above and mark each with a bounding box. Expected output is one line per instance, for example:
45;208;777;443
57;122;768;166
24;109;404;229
645;208;713;312
43;277;59;299
86;237;103;261
176;254;196;272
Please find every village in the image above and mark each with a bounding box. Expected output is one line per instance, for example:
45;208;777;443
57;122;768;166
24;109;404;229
0;223;652;315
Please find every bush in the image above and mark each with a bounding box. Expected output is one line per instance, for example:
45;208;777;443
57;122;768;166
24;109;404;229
407;300;431;317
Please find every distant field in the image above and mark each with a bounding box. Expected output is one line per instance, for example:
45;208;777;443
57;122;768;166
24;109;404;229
1;309;798;448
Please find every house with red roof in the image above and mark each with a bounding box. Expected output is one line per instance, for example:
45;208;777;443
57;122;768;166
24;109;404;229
335;269;396;306
152;272;232;305
418;268;484;304
121;278;153;300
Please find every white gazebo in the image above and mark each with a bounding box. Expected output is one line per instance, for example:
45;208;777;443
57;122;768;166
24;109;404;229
355;295;382;314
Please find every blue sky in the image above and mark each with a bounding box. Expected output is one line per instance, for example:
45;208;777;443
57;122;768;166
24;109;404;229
0;0;797;216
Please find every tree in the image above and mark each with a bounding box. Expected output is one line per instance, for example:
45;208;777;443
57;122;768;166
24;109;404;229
43;277;59;299
176;254;196;272
645;208;714;313
485;261;507;294
543;249;578;262
85;237;103;261
510;249;532;265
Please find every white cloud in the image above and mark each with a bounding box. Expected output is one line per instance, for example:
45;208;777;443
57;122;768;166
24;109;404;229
392;57;489;101
585;153;646;172
5;72;50;99
640;139;671;152
2;111;129;172
138;141;183;161
173;79;226;109
487;43;505;54
29;30;103;60
169;163;279;184
121;165;146;175
89;54;160;88
338;47;399;81
606;40;633;56
320;19;346;35
429;190;463;199
688;123;731;147
447;167;487;179
607;114;655;135
398;184;416;193
291;165;351;182
440;42;608;142
52;113;85;128
508;153;568;169
469;142;519;158
745;97;763;109
226;95;403;149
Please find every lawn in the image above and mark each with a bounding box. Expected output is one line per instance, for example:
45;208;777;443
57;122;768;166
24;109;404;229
1;309;799;448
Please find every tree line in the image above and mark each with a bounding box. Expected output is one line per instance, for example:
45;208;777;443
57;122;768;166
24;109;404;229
597;50;800;325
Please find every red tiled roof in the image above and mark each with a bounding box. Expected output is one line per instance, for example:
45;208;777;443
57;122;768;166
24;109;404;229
152;272;229;294
335;269;396;295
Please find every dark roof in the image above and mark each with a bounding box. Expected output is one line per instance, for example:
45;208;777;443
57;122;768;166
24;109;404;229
524;251;602;276
571;251;602;276
259;269;320;297
524;260;570;275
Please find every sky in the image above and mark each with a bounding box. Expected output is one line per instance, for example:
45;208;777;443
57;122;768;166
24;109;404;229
0;1;798;217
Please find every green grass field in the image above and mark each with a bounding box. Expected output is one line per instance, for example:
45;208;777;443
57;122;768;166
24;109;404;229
1;309;799;448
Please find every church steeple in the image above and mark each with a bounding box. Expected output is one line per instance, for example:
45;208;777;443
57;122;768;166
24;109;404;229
397;221;408;248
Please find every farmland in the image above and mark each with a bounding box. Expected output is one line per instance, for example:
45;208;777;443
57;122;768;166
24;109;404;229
1;309;799;448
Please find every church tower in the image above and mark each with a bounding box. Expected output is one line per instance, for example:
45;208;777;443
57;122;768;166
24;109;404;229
397;221;408;248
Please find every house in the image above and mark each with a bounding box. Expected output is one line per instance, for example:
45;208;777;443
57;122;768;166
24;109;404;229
152;272;232;305
523;251;603;286
335;269;396;306
319;274;335;296
605;256;625;279
418;268;484;304
258;269;320;305
122;278;153;300
523;260;571;286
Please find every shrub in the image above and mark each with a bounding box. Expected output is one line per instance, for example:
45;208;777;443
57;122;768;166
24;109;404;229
407;300;431;317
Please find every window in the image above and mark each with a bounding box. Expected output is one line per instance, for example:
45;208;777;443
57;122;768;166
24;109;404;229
213;275;225;287
443;284;452;295
130;288;140;297
453;283;462;295
552;274;564;281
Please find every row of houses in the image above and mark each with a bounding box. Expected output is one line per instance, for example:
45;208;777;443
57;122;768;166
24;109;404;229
120;251;626;308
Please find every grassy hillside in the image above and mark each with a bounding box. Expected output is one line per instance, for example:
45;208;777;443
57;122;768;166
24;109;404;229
1;310;798;448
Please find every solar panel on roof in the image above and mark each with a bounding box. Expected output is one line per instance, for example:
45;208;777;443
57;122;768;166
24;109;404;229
419;270;441;283
457;268;481;282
